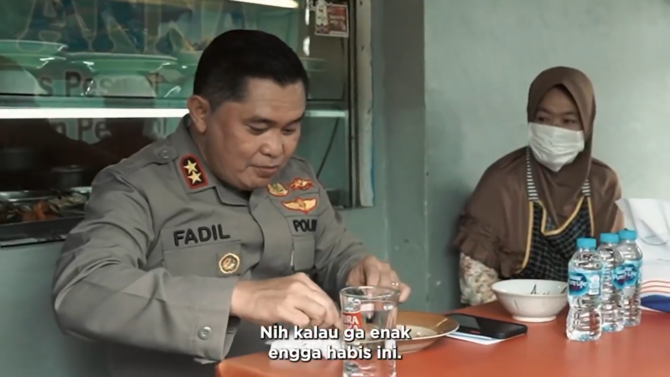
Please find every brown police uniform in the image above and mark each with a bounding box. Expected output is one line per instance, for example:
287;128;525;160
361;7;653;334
51;116;368;377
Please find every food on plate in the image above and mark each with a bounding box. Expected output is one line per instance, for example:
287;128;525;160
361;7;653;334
20;201;58;222
0;192;88;224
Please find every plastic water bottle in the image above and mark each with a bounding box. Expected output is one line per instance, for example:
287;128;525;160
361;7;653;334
566;237;603;341
596;233;625;332
617;229;643;327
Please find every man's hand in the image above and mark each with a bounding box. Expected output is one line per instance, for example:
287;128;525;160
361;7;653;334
346;256;411;303
230;273;341;329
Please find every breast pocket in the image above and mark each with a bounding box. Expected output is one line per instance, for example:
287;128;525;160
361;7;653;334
292;237;316;272
288;216;317;272
163;240;244;278
161;226;244;278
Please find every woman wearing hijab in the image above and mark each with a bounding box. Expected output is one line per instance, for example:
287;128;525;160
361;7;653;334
455;66;624;306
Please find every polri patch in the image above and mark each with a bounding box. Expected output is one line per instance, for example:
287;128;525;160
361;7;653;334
292;218;318;233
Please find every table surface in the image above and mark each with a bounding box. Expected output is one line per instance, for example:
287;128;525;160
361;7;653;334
216;302;669;377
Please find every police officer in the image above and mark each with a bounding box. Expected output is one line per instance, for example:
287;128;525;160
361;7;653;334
52;30;410;377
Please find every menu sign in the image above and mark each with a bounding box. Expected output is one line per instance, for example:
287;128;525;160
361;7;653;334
313;1;349;38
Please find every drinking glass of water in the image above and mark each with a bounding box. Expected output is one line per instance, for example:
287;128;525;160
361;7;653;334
339;286;400;377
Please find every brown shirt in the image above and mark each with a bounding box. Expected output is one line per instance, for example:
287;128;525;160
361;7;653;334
455;147;623;278
454;67;623;282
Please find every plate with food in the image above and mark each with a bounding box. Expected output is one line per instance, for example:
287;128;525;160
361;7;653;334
396;310;459;354
0;190;88;224
68;187;92;195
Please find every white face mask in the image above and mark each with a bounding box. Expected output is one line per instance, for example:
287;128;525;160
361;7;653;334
528;122;585;172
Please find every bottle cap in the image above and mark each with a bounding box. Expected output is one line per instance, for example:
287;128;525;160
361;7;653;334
576;237;596;249
599;233;619;244
618;229;637;241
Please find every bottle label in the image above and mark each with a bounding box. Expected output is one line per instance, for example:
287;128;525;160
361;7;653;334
622;260;641;287
568;269;602;297
612;265;627;290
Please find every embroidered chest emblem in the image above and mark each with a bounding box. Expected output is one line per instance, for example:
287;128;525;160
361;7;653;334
267;183;289;197
282;197;318;214
289;178;314;190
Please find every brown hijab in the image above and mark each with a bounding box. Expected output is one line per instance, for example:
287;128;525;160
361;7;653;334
528;67;594;224
454;66;623;277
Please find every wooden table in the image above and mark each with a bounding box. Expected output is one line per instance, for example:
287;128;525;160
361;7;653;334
217;302;669;377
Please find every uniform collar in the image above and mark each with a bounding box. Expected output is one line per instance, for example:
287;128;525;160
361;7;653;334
168;116;254;206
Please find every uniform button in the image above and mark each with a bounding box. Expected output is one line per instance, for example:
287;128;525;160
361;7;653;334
159;149;171;159
198;326;212;340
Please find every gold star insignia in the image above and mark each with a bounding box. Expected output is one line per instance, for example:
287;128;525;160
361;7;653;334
184;160;198;174
179;154;208;189
188;171;202;184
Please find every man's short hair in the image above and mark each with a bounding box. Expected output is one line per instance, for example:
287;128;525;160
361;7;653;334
193;29;309;109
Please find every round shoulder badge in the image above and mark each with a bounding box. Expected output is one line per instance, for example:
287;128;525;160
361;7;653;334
267;183;289;197
218;253;240;274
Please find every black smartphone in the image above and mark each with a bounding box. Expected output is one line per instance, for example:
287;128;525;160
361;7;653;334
447;314;528;339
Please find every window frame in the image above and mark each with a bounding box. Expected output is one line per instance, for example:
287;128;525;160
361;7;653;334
350;0;374;208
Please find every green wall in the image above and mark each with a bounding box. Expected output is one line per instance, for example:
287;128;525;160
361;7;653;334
376;0;670;314
0;243;109;376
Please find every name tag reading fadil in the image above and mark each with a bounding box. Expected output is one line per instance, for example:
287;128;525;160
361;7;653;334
172;224;230;247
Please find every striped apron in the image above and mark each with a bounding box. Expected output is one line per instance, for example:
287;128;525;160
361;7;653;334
514;148;594;282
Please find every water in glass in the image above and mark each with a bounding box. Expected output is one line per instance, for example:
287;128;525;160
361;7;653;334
339;286;400;377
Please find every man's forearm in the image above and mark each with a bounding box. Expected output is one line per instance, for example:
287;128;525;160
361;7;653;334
54;264;237;360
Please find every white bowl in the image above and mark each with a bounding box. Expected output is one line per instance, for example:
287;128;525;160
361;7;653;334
491;279;568;323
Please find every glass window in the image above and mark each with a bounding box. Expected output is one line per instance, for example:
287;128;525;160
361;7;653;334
0;0;349;103
0;0;361;244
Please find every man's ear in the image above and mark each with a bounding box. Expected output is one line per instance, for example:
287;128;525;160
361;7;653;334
187;95;210;134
